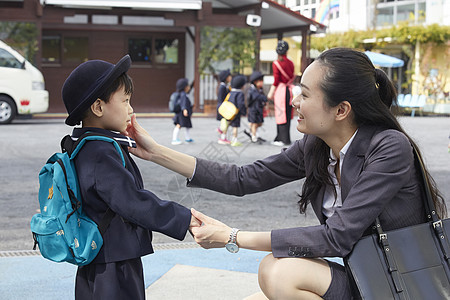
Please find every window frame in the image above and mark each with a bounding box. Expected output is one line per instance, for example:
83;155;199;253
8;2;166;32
126;33;182;68
41;32;90;67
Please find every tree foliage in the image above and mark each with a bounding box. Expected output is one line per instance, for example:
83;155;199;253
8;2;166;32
199;26;256;75
0;21;38;63
311;23;450;52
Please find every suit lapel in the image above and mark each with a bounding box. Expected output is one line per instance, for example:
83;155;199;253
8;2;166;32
340;126;379;201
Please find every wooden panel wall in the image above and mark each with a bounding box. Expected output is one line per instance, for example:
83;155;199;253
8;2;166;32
42;29;186;113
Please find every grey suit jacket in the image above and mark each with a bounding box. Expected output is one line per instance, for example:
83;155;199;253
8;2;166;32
188;125;426;258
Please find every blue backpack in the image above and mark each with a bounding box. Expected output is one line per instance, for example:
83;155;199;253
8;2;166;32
30;133;126;266
168;92;181;113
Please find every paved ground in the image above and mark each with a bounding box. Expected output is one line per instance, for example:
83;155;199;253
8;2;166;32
0;114;449;299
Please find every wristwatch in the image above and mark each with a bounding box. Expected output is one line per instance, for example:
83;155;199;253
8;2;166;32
225;228;240;253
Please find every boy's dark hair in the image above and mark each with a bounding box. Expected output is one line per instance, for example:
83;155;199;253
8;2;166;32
81;72;133;120
98;72;134;102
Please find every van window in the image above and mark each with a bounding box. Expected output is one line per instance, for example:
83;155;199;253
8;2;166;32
0;48;22;68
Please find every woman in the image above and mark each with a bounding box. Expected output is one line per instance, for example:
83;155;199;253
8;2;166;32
267;40;295;146
124;48;446;299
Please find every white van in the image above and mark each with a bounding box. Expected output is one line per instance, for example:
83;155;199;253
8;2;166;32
0;40;49;124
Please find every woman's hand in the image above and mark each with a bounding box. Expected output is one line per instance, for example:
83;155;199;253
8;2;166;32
122;114;158;161
190;208;231;249
183;109;188;117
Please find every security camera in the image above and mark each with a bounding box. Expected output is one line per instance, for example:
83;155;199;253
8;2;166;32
246;14;261;27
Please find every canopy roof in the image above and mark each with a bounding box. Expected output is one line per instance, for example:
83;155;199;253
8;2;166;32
208;0;326;36
365;51;404;68
43;0;326;35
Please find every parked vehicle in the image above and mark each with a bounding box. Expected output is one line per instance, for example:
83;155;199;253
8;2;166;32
0;40;49;124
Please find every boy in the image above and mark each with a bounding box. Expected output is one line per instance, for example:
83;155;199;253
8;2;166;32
227;75;247;147
62;55;198;299
216;69;231;144
246;71;267;143
171;78;193;145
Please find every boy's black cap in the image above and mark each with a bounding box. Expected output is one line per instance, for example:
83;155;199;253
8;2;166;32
176;78;189;92
231;75;247;89
62;55;131;126
249;71;264;83
218;69;231;82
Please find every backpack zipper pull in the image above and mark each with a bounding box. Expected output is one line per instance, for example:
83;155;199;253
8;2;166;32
32;233;38;250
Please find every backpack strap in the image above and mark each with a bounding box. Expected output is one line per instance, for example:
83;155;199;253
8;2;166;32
60;132;130;237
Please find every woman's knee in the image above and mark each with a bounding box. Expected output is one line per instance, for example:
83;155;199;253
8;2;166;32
257;255;332;299
257;254;277;293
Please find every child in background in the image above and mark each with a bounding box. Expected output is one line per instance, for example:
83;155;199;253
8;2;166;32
227;75;247;147
61;55;198;299
246;71;267;143
217;69;232;144
172;78;193;145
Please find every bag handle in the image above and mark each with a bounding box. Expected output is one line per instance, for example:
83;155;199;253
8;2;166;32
372;144;450;296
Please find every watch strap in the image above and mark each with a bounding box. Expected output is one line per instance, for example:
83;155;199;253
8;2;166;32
228;228;240;244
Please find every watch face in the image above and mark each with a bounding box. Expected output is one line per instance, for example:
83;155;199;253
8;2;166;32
225;243;239;253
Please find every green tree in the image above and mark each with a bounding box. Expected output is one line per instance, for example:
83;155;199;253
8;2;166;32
199;26;256;75
0;21;38;64
310;23;449;51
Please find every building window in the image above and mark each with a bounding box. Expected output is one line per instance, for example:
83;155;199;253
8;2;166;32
63;37;88;63
311;7;316;19
377;6;394;26
155;38;179;64
0;48;22;68
42;35;61;63
261;62;273;75
128;38;152;63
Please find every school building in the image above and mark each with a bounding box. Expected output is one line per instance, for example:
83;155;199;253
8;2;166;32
0;0;325;113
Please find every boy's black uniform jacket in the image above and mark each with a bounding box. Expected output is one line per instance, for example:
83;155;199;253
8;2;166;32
228;89;246;127
247;84;267;124
72;127;191;264
216;83;229;120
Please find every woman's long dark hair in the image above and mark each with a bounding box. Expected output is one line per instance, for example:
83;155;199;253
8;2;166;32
298;48;446;218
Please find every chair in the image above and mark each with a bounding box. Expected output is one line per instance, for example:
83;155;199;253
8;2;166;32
397;94;405;106
401;94;412;108
410;95;427;117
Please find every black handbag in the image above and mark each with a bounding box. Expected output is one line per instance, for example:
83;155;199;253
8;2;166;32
345;147;450;300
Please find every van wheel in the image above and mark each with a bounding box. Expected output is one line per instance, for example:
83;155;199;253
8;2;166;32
0;96;16;124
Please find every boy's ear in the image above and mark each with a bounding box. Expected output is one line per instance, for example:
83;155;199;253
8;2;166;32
335;100;352;121
90;99;104;117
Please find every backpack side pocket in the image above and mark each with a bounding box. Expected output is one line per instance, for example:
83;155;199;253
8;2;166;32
30;214;73;263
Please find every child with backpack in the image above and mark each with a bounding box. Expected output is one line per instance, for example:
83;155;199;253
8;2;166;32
227;75;247;147
47;55;198;299
171;78;193;145
246;71;267;143
216;69;231;144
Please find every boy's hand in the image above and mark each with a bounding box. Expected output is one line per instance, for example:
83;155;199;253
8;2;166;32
122;114;158;161
188;213;202;238
190;208;230;249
